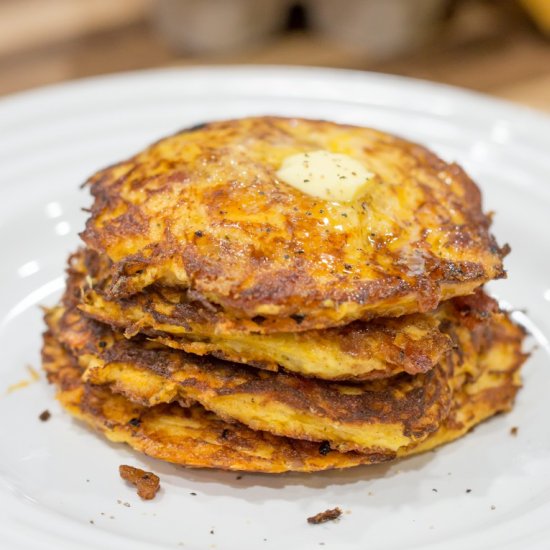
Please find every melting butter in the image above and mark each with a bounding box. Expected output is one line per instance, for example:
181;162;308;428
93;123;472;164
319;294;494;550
276;150;374;202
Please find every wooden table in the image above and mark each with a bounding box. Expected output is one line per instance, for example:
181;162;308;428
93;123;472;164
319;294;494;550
0;0;549;113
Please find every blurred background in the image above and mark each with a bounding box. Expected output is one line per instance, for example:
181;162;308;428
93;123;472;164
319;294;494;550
0;0;548;111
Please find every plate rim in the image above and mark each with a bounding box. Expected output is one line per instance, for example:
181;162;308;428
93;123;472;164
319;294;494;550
1;64;550;124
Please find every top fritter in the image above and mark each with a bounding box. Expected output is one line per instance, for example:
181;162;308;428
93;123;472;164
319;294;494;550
82;117;507;332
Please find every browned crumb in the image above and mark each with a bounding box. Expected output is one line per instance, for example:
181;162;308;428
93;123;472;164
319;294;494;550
510;426;518;436
307;507;342;525
39;410;51;422
119;465;160;500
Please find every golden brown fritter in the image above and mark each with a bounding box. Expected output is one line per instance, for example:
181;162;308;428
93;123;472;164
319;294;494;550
42;323;524;473
81;117;506;331
42;333;395;473
74;249;451;381
45;305;451;454
45;283;525;454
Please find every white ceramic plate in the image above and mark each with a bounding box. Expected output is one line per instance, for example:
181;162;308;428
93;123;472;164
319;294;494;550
1;67;549;550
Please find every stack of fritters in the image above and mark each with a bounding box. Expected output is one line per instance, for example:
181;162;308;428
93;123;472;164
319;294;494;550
42;117;527;473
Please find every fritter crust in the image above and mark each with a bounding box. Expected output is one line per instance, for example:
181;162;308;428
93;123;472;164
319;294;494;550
42;320;524;473
45;279;525;454
74;248;451;381
43;333;395;473
45;305;451;454
81;117;506;331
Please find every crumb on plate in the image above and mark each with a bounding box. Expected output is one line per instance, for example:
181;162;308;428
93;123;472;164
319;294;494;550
307;507;342;524
119;465;160;500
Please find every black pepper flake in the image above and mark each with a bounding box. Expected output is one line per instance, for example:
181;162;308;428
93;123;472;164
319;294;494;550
318;441;331;456
210;529;215;535
466;489;472;493
252;315;266;325
290;314;306;325
39;410;51;422
341;212;348;217
98;341;107;348
319;209;324;214
236;475;243;480
296;250;305;254
190;492;197;496
432;488;438;493
194;230;203;237
283;254;290;260
344;264;353;271
220;428;230;439
128;417;141;427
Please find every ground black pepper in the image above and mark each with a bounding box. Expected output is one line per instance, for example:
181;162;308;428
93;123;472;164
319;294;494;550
318;441;331;456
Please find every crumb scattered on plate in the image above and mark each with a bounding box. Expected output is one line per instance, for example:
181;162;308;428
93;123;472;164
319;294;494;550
7;365;40;393
307;507;342;524
510;426;518;436
39;409;51;422
119;465;160;500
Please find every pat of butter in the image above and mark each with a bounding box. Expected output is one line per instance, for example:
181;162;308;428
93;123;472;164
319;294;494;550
276;150;374;202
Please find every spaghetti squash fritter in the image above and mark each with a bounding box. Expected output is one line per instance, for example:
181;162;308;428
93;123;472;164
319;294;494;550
81;117;507;331
45;305;452;454
42;333;396;473
42;322;524;473
73;249;451;381
45;282;525;455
